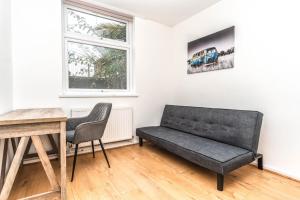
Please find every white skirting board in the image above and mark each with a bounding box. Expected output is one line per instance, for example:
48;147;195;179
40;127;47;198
250;161;300;182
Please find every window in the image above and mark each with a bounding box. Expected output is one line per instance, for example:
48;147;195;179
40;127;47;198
63;4;133;96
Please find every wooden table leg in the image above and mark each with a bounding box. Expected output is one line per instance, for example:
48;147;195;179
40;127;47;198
0;137;29;200
47;135;59;155
23;139;32;158
57;133;61;166
10;139;17;154
31;135;60;191
60;122;66;200
23;134;59;160
0;139;9;191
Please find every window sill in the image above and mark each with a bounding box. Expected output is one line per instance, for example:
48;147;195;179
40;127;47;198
59;92;139;98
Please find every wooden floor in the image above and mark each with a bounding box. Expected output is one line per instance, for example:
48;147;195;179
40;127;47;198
9;143;300;200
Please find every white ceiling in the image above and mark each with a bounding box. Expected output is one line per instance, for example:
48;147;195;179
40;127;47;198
95;0;221;26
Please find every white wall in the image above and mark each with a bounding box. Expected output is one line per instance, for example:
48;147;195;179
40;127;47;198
172;0;300;180
0;0;13;114
0;0;13;175
11;0;175;133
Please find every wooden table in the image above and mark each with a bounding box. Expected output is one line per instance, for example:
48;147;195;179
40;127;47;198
0;108;67;200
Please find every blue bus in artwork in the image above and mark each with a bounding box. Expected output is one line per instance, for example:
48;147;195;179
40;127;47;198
188;47;219;67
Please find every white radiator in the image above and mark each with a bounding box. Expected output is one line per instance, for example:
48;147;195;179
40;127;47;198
70;107;133;147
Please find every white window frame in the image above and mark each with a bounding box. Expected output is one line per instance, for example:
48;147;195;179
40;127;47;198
61;4;134;97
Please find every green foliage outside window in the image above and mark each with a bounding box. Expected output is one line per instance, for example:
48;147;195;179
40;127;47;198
67;9;128;90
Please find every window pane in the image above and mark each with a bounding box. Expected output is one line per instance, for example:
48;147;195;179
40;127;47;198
67;41;127;90
67;9;127;42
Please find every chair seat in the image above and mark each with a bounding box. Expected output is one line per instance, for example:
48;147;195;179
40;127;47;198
136;126;255;174
67;130;75;143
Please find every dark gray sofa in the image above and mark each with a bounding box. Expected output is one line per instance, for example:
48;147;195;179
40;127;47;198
136;105;263;191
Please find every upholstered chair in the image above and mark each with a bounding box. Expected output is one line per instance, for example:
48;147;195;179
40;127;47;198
66;103;112;181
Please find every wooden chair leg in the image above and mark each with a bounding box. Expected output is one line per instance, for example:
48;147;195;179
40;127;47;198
71;144;79;182
91;141;95;158
99;139;110;168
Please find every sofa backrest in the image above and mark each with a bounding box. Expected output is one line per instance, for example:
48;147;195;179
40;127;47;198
160;105;263;153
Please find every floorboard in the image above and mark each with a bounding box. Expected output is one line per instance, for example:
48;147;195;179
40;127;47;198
9;143;300;200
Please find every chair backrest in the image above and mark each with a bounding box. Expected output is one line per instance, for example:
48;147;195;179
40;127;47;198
71;103;112;144
87;103;112;123
160;105;263;153
82;103;112;139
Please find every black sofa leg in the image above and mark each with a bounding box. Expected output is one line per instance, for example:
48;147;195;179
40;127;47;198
256;154;263;170
217;174;224;191
139;137;143;146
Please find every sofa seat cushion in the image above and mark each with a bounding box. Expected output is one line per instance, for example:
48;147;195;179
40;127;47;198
137;126;255;174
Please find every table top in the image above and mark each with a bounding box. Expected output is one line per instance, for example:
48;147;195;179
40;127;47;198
0;108;67;126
